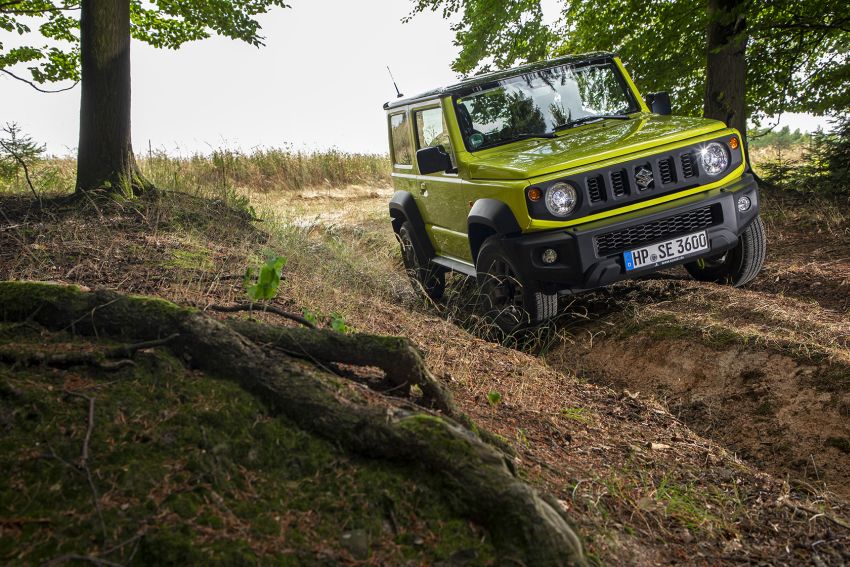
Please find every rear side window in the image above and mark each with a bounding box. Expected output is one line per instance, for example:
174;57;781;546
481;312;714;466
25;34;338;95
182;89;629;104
389;113;412;166
414;107;455;168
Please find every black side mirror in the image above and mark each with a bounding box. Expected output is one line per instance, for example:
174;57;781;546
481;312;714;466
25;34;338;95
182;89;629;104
416;146;453;175
646;92;672;115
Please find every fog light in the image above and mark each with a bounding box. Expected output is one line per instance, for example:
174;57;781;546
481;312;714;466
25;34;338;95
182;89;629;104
737;195;752;212
541;248;558;264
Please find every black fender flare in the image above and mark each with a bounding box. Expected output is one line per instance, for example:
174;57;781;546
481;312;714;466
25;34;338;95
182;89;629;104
388;190;435;262
467;198;522;263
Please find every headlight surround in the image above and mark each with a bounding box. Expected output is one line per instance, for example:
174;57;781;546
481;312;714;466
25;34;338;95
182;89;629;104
544;182;578;217
700;142;729;176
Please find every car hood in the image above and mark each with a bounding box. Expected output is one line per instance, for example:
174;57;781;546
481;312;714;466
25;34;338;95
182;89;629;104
465;114;728;181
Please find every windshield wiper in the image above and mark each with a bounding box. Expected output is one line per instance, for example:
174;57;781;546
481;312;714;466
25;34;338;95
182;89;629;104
553;114;631;132
509;132;557;141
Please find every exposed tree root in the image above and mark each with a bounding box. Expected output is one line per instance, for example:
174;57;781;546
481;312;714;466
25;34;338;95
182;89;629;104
0;334;178;370
226;319;454;415
0;281;586;565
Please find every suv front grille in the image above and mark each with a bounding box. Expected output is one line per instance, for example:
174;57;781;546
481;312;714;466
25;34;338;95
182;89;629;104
594;205;720;256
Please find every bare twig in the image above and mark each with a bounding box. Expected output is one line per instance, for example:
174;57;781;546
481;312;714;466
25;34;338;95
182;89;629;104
206;302;316;328
61;391;107;541
0;69;78;93
779;496;850;530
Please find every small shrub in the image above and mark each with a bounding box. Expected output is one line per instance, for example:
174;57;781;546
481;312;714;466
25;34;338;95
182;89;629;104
244;254;286;302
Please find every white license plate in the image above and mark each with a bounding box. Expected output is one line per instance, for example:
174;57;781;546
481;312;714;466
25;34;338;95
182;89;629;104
624;230;709;271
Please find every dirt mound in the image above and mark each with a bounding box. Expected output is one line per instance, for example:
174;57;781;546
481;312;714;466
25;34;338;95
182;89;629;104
555;329;850;496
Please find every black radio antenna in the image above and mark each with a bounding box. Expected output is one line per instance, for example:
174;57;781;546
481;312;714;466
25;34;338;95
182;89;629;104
386;66;404;98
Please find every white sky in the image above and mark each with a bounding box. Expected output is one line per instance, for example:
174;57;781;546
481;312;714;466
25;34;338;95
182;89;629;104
0;0;833;157
1;0;460;156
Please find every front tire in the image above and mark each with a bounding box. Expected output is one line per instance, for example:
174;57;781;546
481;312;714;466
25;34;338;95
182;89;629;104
685;215;766;287
398;221;445;300
475;236;557;332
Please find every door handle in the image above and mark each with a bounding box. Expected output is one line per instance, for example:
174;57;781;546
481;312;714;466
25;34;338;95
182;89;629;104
419;182;429;197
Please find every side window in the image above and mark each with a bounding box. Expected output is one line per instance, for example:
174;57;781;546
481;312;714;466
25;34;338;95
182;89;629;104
389;113;412;166
414;107;455;169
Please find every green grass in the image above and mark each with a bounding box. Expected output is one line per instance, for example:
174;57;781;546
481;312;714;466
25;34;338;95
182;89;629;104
559;407;592;423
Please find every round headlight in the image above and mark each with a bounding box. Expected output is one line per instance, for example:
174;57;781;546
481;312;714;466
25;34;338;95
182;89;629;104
700;142;729;176
545;182;577;217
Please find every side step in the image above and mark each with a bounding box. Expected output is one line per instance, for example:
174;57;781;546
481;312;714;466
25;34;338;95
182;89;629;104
431;256;476;277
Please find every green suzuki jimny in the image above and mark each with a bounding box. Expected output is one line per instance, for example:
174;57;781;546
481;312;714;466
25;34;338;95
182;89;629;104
385;52;765;329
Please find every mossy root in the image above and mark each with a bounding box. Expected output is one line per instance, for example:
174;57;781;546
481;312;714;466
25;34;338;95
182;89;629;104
0;281;586;566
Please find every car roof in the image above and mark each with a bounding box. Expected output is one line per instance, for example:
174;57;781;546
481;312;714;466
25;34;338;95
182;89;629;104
383;51;616;111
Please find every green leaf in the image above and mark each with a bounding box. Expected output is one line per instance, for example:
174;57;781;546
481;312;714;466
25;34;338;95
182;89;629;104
330;313;351;334
301;309;318;326
487;390;502;407
243;255;285;302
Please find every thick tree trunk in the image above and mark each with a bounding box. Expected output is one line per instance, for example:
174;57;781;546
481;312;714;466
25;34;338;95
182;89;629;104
75;0;146;195
704;0;748;140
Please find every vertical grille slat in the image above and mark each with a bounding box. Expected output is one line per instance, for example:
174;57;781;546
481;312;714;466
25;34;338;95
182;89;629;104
658;157;676;184
587;175;605;203
611;170;628;197
681;153;697;178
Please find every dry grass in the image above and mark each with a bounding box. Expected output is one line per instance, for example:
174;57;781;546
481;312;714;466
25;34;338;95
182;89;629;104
0;148;391;199
141;148;390;194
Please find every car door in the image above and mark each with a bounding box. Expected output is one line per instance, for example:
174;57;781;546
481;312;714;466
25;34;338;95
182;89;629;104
411;102;470;262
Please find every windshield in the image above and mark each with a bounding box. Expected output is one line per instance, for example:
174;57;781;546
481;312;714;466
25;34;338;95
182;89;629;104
454;61;639;151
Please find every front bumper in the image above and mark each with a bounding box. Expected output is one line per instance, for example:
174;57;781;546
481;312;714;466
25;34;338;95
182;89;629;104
501;173;760;293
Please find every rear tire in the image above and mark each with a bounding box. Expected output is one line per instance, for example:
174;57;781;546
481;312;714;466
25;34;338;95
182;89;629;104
398;221;445;300
475;236;557;332
685;215;766;287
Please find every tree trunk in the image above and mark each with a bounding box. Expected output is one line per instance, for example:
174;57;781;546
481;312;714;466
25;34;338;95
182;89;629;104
704;0;748;140
75;0;147;195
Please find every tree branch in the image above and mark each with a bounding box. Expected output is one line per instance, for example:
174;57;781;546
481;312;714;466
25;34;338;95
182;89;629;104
0;1;80;15
205;302;316;328
0;69;78;93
